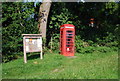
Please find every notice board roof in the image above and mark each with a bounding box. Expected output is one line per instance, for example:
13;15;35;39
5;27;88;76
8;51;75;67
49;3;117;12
22;34;42;36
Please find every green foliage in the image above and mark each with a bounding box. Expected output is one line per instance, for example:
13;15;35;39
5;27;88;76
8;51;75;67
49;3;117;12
46;2;118;53
115;25;120;50
50;34;60;51
2;2;119;62
48;3;78;32
76;44;117;54
2;2;39;62
75;35;118;54
105;2;119;14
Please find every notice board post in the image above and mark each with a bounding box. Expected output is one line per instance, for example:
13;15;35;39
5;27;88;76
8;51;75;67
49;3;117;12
22;34;42;63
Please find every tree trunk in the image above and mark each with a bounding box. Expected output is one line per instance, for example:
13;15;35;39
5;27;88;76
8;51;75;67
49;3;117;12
38;0;51;37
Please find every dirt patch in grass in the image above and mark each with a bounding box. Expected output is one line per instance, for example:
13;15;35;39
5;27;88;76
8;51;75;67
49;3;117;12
66;56;77;58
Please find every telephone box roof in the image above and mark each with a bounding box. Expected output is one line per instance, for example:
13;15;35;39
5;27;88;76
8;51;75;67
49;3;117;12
60;24;75;27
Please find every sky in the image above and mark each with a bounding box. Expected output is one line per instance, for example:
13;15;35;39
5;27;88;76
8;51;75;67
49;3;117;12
24;0;42;7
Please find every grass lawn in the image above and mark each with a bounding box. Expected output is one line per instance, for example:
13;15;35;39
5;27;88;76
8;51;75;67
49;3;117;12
2;51;118;79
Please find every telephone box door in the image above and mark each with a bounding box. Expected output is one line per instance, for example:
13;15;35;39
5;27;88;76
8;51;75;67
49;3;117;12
60;24;75;56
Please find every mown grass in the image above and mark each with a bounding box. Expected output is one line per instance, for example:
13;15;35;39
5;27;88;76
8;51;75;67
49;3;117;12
2;51;118;79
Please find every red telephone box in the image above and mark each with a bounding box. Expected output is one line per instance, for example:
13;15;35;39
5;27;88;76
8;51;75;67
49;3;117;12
60;24;75;56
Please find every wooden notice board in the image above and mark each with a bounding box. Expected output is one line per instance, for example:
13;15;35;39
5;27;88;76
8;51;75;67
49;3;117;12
22;34;42;63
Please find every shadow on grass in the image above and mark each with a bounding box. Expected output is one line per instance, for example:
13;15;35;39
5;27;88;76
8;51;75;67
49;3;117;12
27;53;45;60
27;54;40;60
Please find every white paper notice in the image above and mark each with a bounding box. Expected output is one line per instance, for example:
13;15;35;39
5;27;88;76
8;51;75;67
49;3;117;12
26;46;29;51
37;38;42;47
32;40;35;44
26;39;29;42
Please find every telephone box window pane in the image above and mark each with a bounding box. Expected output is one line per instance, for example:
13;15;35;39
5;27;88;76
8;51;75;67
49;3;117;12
66;31;73;33
66;42;70;44
66;39;72;41
66;45;70;47
66;34;73;36
67;36;73;38
66;42;73;44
